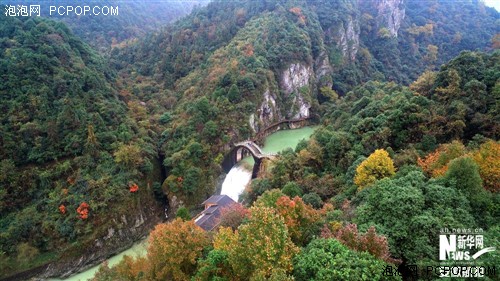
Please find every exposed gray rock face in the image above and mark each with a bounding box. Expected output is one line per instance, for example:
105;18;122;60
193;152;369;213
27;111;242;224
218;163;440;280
249;89;280;133
293;93;310;119
315;50;333;83
250;62;316;133
280;63;312;95
374;0;405;37
338;16;360;61
324;15;360;62
280;63;313;119
25;200;164;281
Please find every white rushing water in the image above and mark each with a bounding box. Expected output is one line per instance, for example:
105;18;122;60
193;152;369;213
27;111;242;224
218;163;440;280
220;126;318;202
220;163;252;202
52;126;317;280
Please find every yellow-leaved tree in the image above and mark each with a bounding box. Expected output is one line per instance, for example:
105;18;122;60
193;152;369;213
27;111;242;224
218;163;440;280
213;206;299;280
354;149;396;190
473;140;500;193
147;219;209;281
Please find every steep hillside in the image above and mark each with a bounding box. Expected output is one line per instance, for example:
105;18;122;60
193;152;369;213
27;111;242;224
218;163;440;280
243;50;500;276
310;0;499;93
58;0;210;53
112;2;336;205
117;0;498;92
111;0;498;204
0;16;163;279
94;49;500;281
0;0;498;279
3;0;210;53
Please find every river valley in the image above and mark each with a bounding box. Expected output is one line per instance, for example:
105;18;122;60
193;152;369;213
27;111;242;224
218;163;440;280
51;126;317;281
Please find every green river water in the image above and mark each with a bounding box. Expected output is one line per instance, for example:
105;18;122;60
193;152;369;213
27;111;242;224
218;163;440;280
240;126;317;166
51;126;317;281
262;126;317;153
48;239;148;281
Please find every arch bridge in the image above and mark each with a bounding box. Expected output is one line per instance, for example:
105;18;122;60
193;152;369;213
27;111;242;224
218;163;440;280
221;117;313;178
221;141;277;178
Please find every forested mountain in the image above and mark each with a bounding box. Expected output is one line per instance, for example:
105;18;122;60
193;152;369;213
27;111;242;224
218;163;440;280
115;0;498;92
111;0;498;204
0;16;164;278
58;0;210;53
0;0;498;280
3;0;210;53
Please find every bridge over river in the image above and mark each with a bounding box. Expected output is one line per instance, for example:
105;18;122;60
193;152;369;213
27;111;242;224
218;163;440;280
221;140;277;178
221;117;312;178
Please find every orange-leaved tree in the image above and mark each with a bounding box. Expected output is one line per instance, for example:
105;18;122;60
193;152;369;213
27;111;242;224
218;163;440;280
275;195;328;246
129;183;139;193
147;218;209;281
354;149;395;190
76;202;89;219
417;140;466;177
289;7;306;24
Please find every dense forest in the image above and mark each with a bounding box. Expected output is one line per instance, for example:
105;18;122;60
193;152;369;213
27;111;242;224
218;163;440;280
0;16;164;277
3;0;210;53
111;0;498;210
90;50;500;280
0;0;498;280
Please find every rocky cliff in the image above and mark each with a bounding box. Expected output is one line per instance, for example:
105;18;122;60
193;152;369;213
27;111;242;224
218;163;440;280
40;201;163;280
325;16;360;62
249;62;316;133
280;63;313;119
249;89;281;133
372;0;406;37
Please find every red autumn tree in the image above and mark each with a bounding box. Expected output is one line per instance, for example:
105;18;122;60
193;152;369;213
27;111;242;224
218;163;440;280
275;196;325;246
321;223;398;264
59;204;66;214
218;203;249;230
67;177;76;185
76;202;89;219
129;183;139;193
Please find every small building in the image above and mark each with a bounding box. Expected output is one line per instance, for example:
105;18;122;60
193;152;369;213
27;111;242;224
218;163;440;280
194;195;237;231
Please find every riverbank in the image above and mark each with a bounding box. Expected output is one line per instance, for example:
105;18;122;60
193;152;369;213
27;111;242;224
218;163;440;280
48;239;148;281
43;126;318;281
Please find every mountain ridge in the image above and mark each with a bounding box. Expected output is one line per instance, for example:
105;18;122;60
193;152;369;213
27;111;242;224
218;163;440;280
0;0;498;279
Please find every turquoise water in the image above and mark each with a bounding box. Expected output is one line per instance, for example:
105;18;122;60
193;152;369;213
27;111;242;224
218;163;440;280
53;126;318;280
241;126;318;166
48;239;148;281
261;126;317;154
221;126;318;201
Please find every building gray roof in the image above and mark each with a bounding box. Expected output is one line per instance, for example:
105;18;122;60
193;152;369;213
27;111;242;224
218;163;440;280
202;195;235;206
195;195;237;231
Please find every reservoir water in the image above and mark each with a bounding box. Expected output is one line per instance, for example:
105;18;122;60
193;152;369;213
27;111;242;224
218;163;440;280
48;240;148;281
220;126;317;201
51;126;317;280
